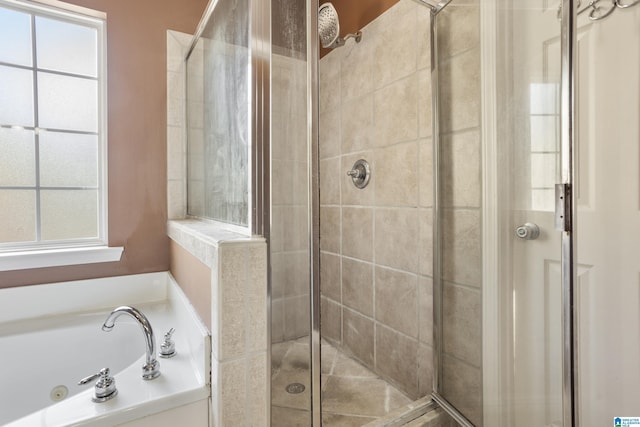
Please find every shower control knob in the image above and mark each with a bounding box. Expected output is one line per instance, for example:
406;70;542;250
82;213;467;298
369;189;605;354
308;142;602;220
515;223;540;240
346;159;371;189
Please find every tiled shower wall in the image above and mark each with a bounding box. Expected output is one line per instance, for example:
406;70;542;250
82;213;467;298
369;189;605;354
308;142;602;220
319;0;433;399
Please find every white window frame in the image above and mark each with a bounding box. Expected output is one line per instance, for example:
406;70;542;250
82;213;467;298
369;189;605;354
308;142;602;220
0;0;122;271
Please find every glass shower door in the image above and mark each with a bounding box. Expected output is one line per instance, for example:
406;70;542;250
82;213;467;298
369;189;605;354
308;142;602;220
433;1;568;426
490;1;566;426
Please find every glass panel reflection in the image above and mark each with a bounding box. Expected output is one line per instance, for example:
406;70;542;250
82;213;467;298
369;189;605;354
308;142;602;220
186;0;249;227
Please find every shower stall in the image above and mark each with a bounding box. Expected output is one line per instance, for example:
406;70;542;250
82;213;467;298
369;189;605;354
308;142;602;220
183;0;640;425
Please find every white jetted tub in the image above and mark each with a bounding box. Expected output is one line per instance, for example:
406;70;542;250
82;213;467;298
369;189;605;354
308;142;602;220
0;272;210;427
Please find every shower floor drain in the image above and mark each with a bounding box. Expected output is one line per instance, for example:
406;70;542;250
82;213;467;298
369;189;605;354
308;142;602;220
285;383;306;394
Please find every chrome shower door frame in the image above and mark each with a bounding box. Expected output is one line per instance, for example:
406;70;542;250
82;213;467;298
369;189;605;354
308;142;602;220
429;0;579;426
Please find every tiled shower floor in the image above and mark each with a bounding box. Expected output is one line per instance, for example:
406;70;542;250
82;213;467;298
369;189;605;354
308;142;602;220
271;338;412;426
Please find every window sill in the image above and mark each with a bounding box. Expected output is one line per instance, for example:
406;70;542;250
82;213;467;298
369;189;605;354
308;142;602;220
0;246;124;272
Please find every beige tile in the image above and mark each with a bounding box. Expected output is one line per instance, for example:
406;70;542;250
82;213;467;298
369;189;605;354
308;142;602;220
442;282;482;367
283;249;310;297
418;343;434;397
375;267;418;338
271;251;286;299
419;138;433;208
167;179;185;219
321;251;342;302
322;412;378;426
320;50;341;114
418;276;433;346
342;308;374;366
436;0;480;59
248;293;267;352
342;207;374;262
271;299;285;344
418;69;432;138
283;206;309;252
220;299;245;359
167;126;184;181
341;30;375;103
342;94;374;154
321;296;342;343
441;354;483;426
374;75;418;147
271;406;310;427
416;5;431;71
375;141;418;207
219;359;246;425
418;208;433;277
441;208;481;287
320;207;341;254
375;325;419;398
331;350;378;379
440;129;481;208
248;352;268;425
322;376;411;418
438;49;481;133
374;208;418;272
372;6;418;90
342;152;375;206
271;367;311;411
342;258;374;317
322;340;338;374
284;295;310;341
320;109;342;160
321;157;342;205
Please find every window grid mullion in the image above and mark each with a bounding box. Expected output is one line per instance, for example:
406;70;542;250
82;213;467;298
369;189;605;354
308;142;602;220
30;13;42;243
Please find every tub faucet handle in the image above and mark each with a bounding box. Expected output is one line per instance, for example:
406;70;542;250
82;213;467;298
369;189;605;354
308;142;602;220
78;367;118;403
159;327;176;358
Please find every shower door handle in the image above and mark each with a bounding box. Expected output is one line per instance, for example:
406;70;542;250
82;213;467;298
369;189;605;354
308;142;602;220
515;223;540;240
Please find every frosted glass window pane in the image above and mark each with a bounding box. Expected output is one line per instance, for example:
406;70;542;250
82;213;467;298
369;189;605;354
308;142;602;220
36;16;97;77
38;72;97;132
0;6;32;66
40;132;97;187
0;65;34;127
0;128;35;186
0;190;36;243
41;190;97;240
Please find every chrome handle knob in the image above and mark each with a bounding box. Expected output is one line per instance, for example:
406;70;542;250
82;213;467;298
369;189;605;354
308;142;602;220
515;223;540;240
78;367;118;402
346;159;371;189
159;327;177;358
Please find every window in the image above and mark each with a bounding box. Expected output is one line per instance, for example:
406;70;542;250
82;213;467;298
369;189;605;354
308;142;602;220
0;0;121;270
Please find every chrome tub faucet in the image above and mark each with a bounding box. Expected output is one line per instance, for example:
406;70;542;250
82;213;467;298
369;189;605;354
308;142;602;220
102;306;160;380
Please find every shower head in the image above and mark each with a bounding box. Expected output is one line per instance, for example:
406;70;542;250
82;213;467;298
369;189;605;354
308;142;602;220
319;2;340;48
318;2;362;49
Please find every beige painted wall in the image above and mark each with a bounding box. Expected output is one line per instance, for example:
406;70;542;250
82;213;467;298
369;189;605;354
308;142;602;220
169;240;211;330
0;0;208;288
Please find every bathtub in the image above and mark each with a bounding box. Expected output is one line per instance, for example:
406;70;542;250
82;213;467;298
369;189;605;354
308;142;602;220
0;272;210;427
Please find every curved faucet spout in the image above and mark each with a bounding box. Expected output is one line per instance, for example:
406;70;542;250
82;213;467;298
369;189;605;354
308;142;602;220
102;306;160;380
